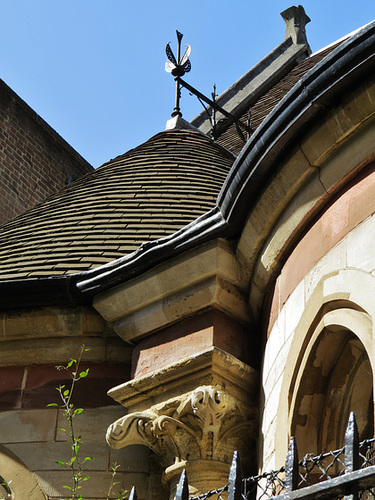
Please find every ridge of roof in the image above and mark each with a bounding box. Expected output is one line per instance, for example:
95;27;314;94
190;5;311;137
216;41;341;155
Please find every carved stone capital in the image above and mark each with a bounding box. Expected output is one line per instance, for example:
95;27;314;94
106;348;258;495
107;385;254;467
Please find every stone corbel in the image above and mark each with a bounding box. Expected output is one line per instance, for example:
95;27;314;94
106;348;258;496
107;384;255;496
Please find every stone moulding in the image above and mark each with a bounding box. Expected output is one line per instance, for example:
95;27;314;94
107;347;258;410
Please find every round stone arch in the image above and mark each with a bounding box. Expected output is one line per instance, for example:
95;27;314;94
0;445;46;500
274;268;375;465
290;311;373;455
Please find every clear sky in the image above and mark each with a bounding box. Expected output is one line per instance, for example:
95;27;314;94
0;1;373;168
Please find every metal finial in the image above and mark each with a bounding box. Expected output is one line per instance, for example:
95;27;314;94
165;30;191;117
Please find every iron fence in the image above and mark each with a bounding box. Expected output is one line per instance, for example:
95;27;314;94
148;412;375;500
5;412;375;500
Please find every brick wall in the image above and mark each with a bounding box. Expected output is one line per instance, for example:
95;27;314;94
0;79;93;225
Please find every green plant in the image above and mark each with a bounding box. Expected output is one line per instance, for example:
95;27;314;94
47;346;92;499
0;476;12;500
105;463;127;500
48;345;126;500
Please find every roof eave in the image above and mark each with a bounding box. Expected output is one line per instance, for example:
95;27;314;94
0;276;81;310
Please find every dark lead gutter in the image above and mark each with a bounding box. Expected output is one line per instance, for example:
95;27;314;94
218;20;375;231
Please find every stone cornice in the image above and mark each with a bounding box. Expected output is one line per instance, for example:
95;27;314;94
107;347;258;412
190;6;311;134
92;239;250;342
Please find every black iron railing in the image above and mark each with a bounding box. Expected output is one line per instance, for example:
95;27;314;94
129;412;375;500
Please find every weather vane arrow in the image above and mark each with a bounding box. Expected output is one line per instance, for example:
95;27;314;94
164;30;250;140
165;30;191;117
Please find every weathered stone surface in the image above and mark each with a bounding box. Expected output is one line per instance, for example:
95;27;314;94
0;306;105;340
0;366;24;409
132;310;250;378
0;445;47;500
109;347;257;411
237;146;315;284
237;79;375;324
319;118;375;193
253;170;327;293
0;335;131;367
56;406;127;443
94;239;249;342
0;409;57;444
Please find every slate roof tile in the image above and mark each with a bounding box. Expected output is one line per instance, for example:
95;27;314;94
0;129;235;280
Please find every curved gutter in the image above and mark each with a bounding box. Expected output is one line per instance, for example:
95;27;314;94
1;20;374;308
218;19;375;232
73;206;228;297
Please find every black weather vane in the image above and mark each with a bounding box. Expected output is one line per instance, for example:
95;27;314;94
164;30;251;140
165;30;191;117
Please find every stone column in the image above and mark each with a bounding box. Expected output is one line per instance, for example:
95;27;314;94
106;347;258;498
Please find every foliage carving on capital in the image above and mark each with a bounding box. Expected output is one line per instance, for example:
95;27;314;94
106;385;253;465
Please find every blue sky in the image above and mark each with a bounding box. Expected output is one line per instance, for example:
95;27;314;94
0;1;373;168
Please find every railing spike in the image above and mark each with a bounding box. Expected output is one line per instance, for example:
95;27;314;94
228;451;242;500
344;412;359;500
176;469;189;500
285;436;299;491
128;486;137;500
345;412;359;472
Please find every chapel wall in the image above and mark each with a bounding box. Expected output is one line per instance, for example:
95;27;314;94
0;407;153;499
0;304;156;499
0;79;93;225
261;167;375;474
0;362;159;499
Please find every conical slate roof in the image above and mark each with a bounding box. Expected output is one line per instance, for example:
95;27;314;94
0;129;235;280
